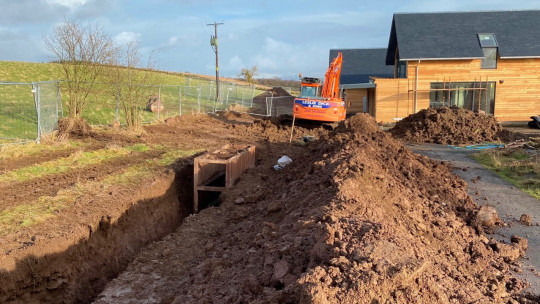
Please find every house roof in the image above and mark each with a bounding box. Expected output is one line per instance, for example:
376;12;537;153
386;10;540;65
329;48;394;85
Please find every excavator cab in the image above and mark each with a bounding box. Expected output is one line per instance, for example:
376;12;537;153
299;77;322;98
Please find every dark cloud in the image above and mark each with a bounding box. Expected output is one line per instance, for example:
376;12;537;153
74;0;115;19
0;0;69;25
0;28;47;62
0;0;115;25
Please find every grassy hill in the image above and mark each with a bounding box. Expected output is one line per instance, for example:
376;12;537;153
0;61;266;142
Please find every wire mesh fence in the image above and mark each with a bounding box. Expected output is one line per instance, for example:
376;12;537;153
0;76;298;145
0;81;61;144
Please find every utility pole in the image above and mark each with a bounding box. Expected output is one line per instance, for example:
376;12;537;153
208;21;223;103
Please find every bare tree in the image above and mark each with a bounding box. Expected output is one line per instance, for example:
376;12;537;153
44;19;115;118
238;66;258;84
109;41;156;129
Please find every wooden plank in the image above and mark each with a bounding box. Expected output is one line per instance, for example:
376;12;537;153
193;145;255;213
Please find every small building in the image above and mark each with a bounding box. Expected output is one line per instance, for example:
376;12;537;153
337;10;540;123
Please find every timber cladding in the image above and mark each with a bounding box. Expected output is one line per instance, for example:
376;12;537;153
345;88;368;113
373;58;540;122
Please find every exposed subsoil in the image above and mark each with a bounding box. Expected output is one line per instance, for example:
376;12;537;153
1;110;538;303
95;114;537;304
0;111;326;303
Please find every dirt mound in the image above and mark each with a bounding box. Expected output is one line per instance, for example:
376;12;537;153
390;107;503;144
96;113;528;303
57;117;92;139
252;87;292;104
249;87;294;116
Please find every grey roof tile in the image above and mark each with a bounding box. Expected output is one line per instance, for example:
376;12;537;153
330;48;394;84
386;10;540;65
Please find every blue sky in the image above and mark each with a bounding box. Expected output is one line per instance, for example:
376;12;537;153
1;0;540;80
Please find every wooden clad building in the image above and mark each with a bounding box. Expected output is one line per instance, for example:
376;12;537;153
329;49;393;116
336;10;540;123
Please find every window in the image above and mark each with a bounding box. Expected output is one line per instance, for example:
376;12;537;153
300;86;317;97
481;48;497;69
478;34;498;47
430;82;496;114
396;60;407;78
478;34;498;69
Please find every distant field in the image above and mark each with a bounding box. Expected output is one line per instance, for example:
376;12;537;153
0;61;266;142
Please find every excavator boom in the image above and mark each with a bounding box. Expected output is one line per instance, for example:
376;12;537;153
321;52;343;99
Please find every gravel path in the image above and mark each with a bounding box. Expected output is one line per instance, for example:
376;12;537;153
409;143;540;295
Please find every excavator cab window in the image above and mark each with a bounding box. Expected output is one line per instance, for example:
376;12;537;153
300;86;317;98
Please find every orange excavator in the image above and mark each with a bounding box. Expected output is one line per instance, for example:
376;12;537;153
293;52;346;122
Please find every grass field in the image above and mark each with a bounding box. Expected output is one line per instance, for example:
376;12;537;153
0;61;266;142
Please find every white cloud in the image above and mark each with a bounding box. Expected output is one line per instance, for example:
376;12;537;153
45;0;88;8
227;55;244;69
114;31;141;45
227;33;239;42
168;36;178;45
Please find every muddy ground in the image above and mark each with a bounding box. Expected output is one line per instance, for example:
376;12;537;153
408;143;540;293
1;111;539;303
95;114;537;304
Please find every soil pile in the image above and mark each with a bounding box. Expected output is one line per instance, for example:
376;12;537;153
57;117;92;139
96;113;528;304
252;87;292;103
250;87;294;116
390;107;503;144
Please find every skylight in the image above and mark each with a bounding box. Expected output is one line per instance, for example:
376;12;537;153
478;34;498;47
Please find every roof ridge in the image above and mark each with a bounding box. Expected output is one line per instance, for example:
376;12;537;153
394;9;540;16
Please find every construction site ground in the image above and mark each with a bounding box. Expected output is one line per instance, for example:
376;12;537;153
409;143;540;294
0;111;538;303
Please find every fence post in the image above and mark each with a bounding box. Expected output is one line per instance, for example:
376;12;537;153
157;85;161;121
197;84;201;113
32;83;41;143
235;84;238;105
179;86;182;116
226;86;230;110
241;85;245;107
269;92;274;116
56;80;62;121
251;85;255;107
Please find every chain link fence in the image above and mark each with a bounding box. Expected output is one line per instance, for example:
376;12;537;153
0;76;298;145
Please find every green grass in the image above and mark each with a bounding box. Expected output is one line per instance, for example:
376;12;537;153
0;140;87;161
0;147;200;235
0;143;150;183
0;61;266;137
472;149;540;199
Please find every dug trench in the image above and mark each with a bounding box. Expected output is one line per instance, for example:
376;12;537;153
94;114;537;304
0;158;195;304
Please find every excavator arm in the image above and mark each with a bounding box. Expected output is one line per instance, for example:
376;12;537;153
321;52;343;99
